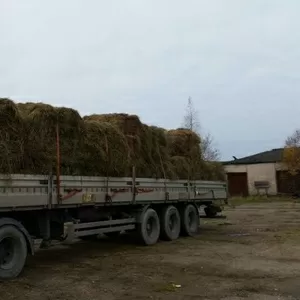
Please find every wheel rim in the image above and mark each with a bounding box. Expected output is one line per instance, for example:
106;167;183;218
188;210;197;231
146;216;156;237
0;237;16;270
146;217;153;235
169;213;177;232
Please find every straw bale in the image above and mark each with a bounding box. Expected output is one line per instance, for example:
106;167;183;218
169;156;190;179
142;126;170;178
166;129;204;180
85;114;154;177
167;128;201;157
17;102;84;174
0;98;24;173
80;120;130;176
85;114;142;135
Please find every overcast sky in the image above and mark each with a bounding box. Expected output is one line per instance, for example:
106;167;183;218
1;0;299;160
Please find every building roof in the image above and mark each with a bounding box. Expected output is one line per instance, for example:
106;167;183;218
223;148;284;165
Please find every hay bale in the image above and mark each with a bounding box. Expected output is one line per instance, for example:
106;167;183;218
18;102;57;123
18;102;82;132
84;113;142;135
85;114;143;174
170;156;190;179
17;102;56;173
0;98;22;123
167;129;201;157
55;107;84;175
17;102;84;174
0;98;24;173
140;126;171;178
166;129;203;180
81;120;130;176
85;114;154;177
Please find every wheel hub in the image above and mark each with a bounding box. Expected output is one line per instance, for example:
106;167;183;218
146;218;153;235
146;216;157;237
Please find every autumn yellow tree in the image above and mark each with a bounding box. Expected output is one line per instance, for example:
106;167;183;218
283;129;300;175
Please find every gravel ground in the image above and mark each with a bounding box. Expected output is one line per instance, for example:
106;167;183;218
1;201;300;300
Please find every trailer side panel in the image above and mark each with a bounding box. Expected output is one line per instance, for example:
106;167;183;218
0;174;227;210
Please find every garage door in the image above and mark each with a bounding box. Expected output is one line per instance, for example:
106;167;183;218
227;172;248;197
276;171;300;194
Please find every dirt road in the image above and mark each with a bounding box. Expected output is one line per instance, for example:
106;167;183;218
1;201;300;300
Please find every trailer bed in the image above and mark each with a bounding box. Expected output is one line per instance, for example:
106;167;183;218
0;174;227;210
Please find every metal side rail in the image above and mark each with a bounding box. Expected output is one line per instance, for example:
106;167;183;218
64;218;136;240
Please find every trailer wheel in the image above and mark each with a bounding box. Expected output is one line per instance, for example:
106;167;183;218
138;208;160;245
180;204;199;236
0;225;28;280
160;206;181;241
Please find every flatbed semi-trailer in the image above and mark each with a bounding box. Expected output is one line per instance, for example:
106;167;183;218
0;174;227;280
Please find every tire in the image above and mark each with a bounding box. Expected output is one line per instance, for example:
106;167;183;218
160;206;181;241
0;225;28;280
180;204;199;236
137;208;160;245
204;207;217;218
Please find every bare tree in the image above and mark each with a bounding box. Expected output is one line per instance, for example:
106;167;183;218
202;133;221;161
182;97;201;132
286;129;300;147
182;97;220;161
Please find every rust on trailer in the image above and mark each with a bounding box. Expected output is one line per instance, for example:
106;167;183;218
62;189;83;201
136;188;155;194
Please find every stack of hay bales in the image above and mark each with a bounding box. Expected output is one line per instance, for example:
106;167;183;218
0;98;224;180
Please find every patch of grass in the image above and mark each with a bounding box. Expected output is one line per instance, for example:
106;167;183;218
218;221;233;226
153;283;180;293
274;228;300;240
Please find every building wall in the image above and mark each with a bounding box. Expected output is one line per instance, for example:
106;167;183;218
224;163;284;195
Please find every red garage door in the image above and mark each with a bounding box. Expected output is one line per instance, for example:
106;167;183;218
227;172;249;197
